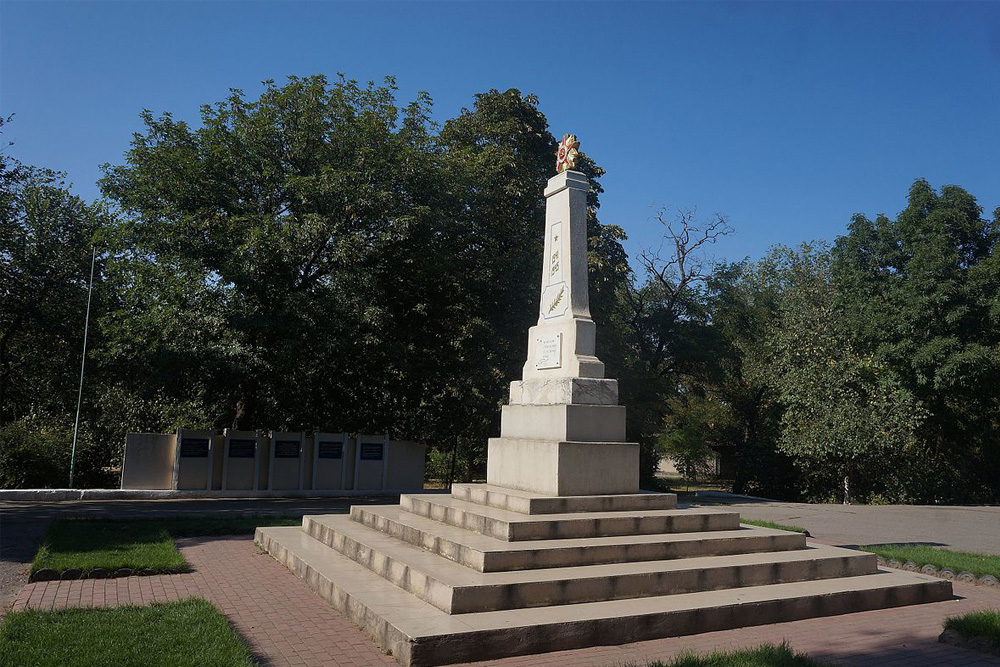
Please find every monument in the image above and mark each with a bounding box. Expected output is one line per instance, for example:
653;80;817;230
257;135;952;666
490;134;638;497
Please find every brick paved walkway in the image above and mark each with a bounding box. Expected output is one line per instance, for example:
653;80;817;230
10;534;1000;667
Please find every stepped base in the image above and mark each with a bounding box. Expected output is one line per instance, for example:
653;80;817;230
345;506;806;572
451;482;676;514
302;513;878;614
396;493;737;541
256;525;952;667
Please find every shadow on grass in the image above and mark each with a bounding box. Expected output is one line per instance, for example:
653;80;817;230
31;516;303;576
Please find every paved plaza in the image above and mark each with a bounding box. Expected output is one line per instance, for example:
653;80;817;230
2;496;999;666
6;532;1000;667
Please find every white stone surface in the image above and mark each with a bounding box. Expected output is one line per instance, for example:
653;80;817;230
521;171;605;381
508;378;619;406
522;318;605;379
120;433;176;490
490;169;641;496
500;404;626;442
487;438;639;495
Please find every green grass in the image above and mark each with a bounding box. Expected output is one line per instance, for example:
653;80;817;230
0;598;256;667
858;544;1000;579
624;642;831;667
33;520;185;574
32;516;302;575
740;518;809;534
944;610;1000;648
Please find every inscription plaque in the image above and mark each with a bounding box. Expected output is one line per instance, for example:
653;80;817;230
360;443;384;461
317;441;343;459
273;440;300;458
228;439;255;458
179;438;209;458
535;333;563;370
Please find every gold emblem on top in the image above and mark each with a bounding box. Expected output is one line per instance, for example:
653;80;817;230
555;134;580;173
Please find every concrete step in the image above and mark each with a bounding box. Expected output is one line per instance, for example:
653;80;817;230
398;493;740;541
303;514;878;614
349;505;807;572
450;483;677;514
256;524;953;667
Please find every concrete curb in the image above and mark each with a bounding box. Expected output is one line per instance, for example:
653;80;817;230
688;491;778;503
0;488;438;502
877;557;999;588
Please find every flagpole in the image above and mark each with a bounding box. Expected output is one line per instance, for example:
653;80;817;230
69;246;96;488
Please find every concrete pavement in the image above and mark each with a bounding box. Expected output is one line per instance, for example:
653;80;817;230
688;494;1000;555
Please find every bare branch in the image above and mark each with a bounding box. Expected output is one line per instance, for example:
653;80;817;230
624;206;734;374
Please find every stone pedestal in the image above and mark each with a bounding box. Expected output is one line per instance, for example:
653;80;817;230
486;169;638;496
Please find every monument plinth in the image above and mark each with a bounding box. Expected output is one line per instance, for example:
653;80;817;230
257;132;952;667
488;166;639;496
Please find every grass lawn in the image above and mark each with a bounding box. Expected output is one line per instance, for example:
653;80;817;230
944;609;1000;648
740;518;809;534
32;516;301;576
858;544;1000;579
0;598;256;667
628;642;831;666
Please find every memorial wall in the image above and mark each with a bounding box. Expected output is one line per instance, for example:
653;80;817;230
120;429;425;492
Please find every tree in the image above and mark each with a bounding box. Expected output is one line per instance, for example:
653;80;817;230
704;260;792;498
762;244;925;502
1;165;107;424
601;208;732;488
833;180;1000;501
98;78;626;483
0;118;114;487
100;75;443;435
660;391;732;483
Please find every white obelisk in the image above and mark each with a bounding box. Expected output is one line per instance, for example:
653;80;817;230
486;135;639;496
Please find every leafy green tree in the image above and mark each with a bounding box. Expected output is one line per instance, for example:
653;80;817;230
100;75;443;435
704;260;793;498
762;245;926;501
98;78;626;484
0;118;115;487
833;180;1000;501
660;392;732;482
1;163;106;423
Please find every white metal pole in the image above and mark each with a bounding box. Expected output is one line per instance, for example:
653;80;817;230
69;246;96;488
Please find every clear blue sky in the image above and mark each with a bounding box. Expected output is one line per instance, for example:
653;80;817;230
3;1;999;266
